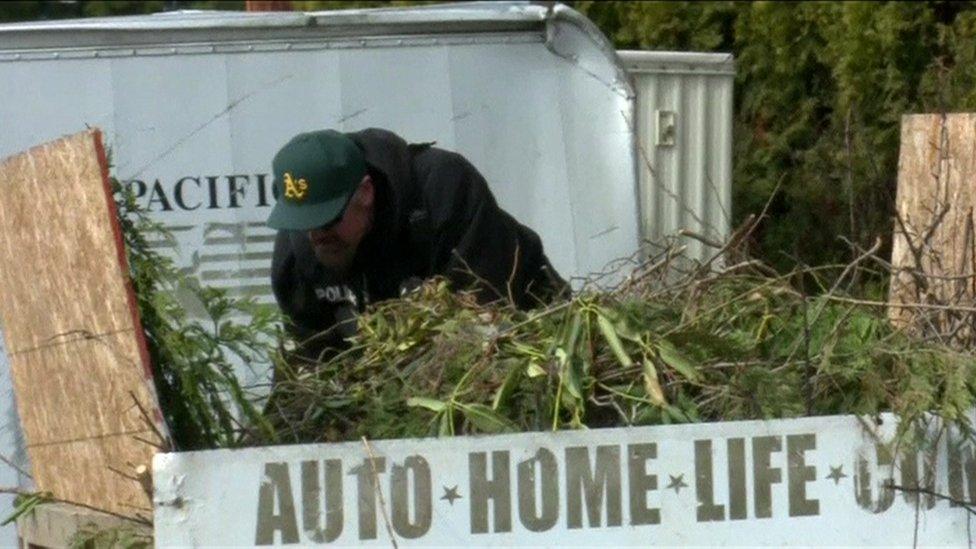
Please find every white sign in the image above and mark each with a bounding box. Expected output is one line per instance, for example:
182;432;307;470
153;414;976;546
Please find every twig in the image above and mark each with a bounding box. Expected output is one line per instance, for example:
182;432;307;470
826;296;976;314
0;453;31;480
801;293;813;416
361;437;398;549
678;229;723;249
889;484;976;516
845;104;856;257
805;236;883;330
506;241;521;307
0;487;152;525
128;392;170;451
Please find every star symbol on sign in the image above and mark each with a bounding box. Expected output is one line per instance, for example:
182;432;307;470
666;474;688;494
441;485;462;505
827;465;847;485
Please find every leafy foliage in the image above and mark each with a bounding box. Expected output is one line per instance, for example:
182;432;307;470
113;180;280;450
69;524;152;549
0;1;244;22
0;492;49;527
260;250;976;446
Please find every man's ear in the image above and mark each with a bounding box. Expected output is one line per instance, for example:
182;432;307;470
358;174;375;208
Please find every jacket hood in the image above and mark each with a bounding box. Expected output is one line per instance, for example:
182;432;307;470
346;127;417;229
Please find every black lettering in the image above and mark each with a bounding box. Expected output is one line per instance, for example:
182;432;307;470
302;460;343;543
469;451;511;534
786;434;819;517
752;436;782;519
351;457;386;540
227;174;248;208
126;179;147;201
256;462;299;545
855;444;895;513
256;173;272;207
695;440;725;522
206;175;220;209
174;176;202;210
627;443;659;525
728;438;747;520
391;456;432;539
566;445;622;529
948;434;976;506
517;448;559;532
147;179;173;212
900;448;937;510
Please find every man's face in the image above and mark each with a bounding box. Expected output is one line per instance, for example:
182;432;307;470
307;176;374;274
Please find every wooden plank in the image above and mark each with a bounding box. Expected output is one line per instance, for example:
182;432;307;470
890;114;976;327
17;502;152;548
0;130;166;519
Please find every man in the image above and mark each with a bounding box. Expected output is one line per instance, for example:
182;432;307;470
267;128;567;358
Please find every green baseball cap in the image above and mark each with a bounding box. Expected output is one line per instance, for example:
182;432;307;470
266;130;367;231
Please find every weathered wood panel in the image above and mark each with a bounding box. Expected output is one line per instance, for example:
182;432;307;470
890;114;976;330
0;130;165;519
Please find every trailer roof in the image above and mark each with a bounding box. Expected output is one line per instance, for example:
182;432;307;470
0;2;555;50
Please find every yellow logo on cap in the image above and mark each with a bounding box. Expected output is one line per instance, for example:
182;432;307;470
283;172;309;201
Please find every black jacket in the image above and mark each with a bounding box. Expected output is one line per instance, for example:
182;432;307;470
271;128;567;356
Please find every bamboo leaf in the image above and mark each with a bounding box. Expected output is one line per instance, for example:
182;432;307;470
458;403;518;433
642;358;668;407
656;339;700;382
438;409;453;437
557;349;583;400
1;492;48;527
492;364;523;411
526;362;547;378
407;397;447;413
597;313;634;367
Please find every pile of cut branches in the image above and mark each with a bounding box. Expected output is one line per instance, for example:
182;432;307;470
258;223;976;446
113;173;976;450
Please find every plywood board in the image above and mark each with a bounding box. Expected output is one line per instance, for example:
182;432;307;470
0;130;166;519
890;114;976;328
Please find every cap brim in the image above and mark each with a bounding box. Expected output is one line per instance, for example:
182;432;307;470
266;192;351;231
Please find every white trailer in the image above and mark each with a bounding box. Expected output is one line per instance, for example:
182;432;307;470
0;4;734;543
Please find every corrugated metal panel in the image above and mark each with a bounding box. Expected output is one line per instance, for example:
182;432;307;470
618;50;734;264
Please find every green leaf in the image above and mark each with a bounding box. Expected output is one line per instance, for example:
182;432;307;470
438;409;454;437
2;492;48;527
597;312;634;367
492;364;523;411
406;397;447;413
656;339;700;382
526;362;547;378
558;350;583;400
458;403;518;433
642;358;667;407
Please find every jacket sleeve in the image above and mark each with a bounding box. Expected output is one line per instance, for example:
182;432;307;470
419;150;565;308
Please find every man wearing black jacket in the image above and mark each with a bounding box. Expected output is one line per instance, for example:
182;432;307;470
267;128;567;358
